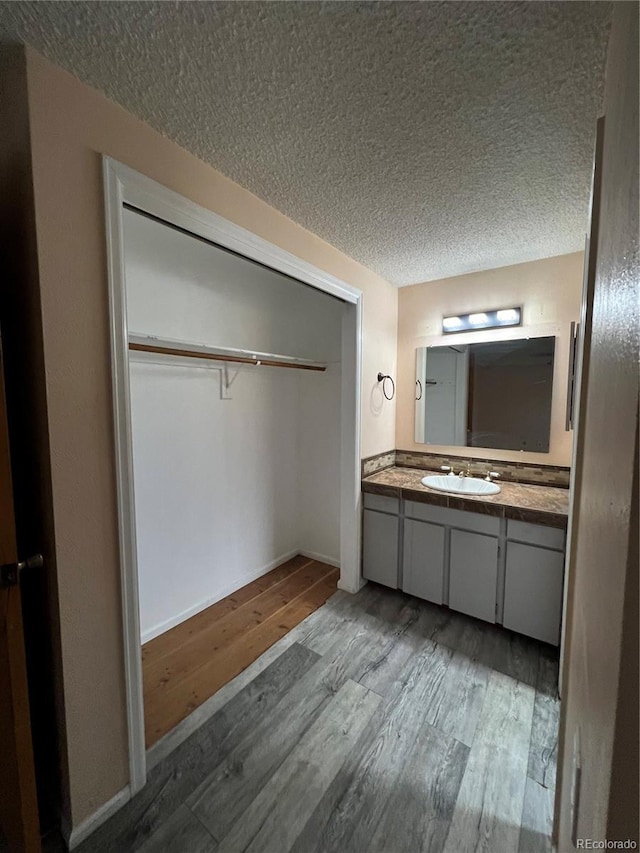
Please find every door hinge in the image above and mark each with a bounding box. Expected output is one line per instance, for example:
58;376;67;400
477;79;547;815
0;554;43;588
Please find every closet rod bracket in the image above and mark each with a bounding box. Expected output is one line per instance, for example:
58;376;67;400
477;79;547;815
219;363;239;400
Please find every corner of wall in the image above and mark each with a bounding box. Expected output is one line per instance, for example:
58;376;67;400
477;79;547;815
361;276;398;460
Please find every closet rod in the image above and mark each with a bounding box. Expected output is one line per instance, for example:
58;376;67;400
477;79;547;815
128;341;326;372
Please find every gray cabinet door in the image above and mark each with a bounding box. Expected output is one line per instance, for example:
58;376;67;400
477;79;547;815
362;509;398;589
503;542;564;645
402;519;445;604
449;529;499;623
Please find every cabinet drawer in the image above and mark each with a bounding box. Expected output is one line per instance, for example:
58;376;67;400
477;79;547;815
404;501;452;526
405;500;499;536
507;519;565;551
363;493;399;515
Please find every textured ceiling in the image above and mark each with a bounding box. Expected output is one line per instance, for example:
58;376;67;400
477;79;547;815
0;1;611;286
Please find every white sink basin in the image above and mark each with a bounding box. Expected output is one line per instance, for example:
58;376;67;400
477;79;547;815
421;475;501;496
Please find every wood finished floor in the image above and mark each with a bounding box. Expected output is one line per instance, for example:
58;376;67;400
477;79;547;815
84;583;560;853
142;555;339;747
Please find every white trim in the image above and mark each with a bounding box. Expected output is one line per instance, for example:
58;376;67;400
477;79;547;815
103;160;147;793
102;157;363;799
338;300;363;594
338;574;368;594
108;160;359;305
63;786;131;850
298;550;341;569
141;549;299;644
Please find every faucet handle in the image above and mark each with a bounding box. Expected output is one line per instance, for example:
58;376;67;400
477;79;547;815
485;471;500;481
440;465;451;472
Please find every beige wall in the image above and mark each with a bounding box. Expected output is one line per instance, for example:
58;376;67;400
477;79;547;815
22;47;397;827
555;2;639;848
396;252;584;465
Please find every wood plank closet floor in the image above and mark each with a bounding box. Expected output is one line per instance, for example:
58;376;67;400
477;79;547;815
142;555;339;747
85;583;559;853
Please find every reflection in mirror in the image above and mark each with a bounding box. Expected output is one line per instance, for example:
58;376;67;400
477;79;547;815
415;336;556;452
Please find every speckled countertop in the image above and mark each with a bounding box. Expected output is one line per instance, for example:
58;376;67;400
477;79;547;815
362;467;569;528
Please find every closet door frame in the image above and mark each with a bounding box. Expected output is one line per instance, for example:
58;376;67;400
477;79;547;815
103;157;363;794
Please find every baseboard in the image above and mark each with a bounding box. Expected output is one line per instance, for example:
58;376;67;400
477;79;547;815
299;550;340;569
141;548;300;643
62;785;131;850
338;574;367;594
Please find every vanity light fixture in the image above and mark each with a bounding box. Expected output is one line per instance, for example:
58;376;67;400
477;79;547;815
442;316;463;331
442;306;522;335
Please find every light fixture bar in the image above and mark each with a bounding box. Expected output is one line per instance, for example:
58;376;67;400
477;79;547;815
442;306;522;334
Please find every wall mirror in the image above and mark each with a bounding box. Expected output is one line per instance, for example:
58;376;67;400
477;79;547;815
415;336;556;452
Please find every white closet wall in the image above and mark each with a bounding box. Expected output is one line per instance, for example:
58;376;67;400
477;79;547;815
123;210;342;642
297;366;341;562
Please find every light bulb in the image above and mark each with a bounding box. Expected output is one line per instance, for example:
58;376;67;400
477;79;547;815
469;313;488;325
443;316;463;329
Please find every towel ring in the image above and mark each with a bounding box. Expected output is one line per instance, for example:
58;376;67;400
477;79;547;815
377;372;395;401
415;379;423;400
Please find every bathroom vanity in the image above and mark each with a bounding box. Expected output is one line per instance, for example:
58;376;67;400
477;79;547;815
362;467;569;646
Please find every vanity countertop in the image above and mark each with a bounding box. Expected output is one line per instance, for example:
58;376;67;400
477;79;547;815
362;466;569;529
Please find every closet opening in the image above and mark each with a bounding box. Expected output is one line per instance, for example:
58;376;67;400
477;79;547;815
104;158;362;792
